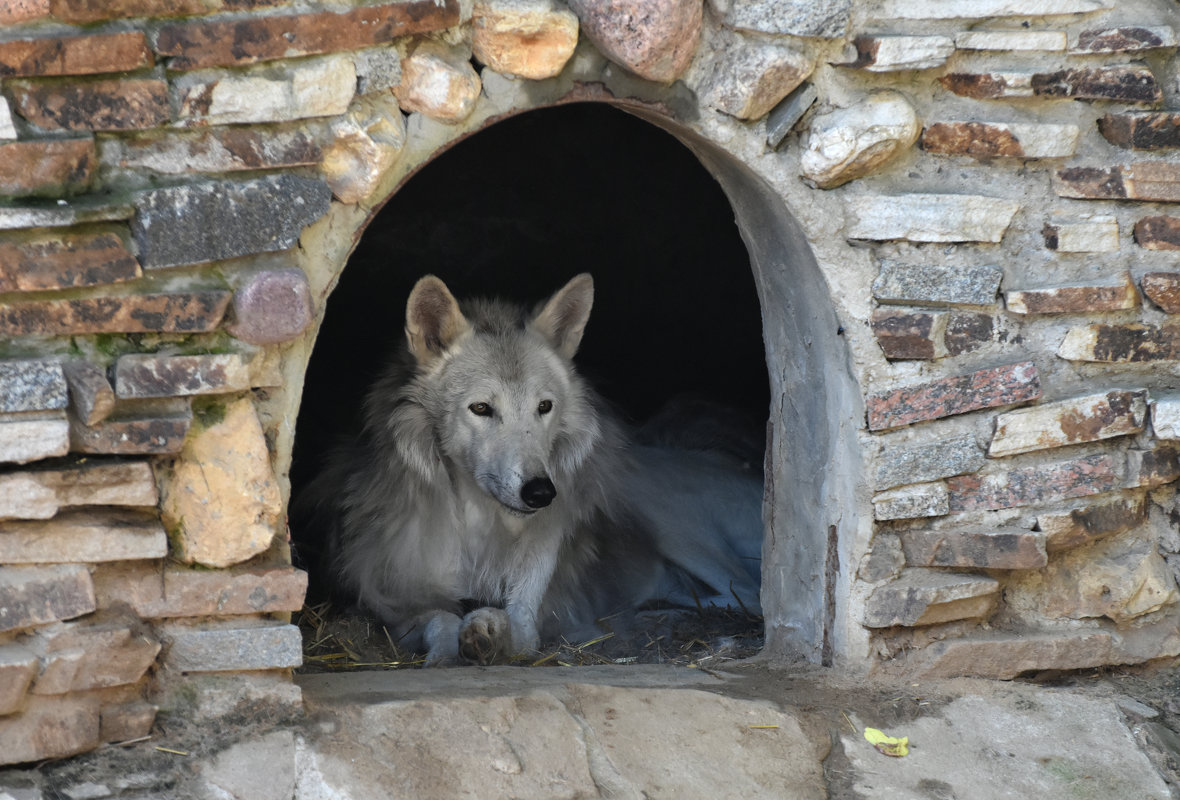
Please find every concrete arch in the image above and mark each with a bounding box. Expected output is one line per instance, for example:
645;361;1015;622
286;91;866;666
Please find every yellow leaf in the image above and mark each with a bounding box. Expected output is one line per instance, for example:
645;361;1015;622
864;727;909;757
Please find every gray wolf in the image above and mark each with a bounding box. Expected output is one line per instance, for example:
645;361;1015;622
298;273;763;665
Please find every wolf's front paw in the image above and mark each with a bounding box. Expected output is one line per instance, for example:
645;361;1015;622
459;607;513;665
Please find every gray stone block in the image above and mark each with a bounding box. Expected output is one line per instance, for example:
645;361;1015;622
876;434;985;490
131;175;331;270
874;260;1003;306
161;623;303;672
0;358;67;413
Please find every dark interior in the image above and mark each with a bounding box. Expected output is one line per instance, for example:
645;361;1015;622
290;102;769;596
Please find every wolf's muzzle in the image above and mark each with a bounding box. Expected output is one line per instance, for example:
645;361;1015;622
521;477;556;509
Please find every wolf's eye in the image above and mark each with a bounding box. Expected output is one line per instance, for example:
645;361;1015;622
537;400;553;415
468;402;493;417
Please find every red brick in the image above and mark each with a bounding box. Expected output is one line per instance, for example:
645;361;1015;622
1135;217;1180;251
1142;273;1180;312
0;138;94;197
947;453;1122;513
11;78;169;131
871;309;946;360
867;361;1041;431
0;32;151;78
49;0;286;23
156;0;462;70
944;313;993;356
1100;112;1180;150
0;229;139;292
920;122;1023;157
1;0;50;24
1056;162;1180;202
0;290;229;336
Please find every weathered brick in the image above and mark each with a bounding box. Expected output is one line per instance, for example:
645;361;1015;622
33;620;160;691
920;121;1079;159
11;78;170;132
873;260;1002;307
114;351;281;398
876;434;986;490
871;309;946;360
1039;493;1147;551
0;694;100;766
988;389;1147;457
62;360;115;426
1100;112;1180;150
132;176;331;269
944;313;993;356
844;34;953;71
1126;444;1180;489
0;358;67;414
872;482;949;520
848;194;1020;244
0;415;69;464
0;509;166;563
867;361;1040;431
156;1;461;70
93;563;307;618
0;565;95;633
0;32;151;78
953;31;1066;51
896;630;1119;680
0;198;133;230
0;138;94;197
103;127;322;175
226;268;314;345
0;290;231;336
940;65;1161;104
1056;162;1180;202
49;0;286;23
70;407;192;455
1136;219;1180;252
946;453;1122;513
1006;275;1137;315
1074;26;1177;53
864;569;999;628
173;54;356;127
160;622;302;672
900;528;1047;569
0;461;157;520
100;700;156;744
1041;216;1119;253
1;0;49;24
0;229;139;292
1058;322;1180;362
0;644;37;715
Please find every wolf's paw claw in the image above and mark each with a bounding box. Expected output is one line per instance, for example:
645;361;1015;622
459;608;511;665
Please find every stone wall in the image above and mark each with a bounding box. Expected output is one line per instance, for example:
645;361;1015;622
1;0;1179;765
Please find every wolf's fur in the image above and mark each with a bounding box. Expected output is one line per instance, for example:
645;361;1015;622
297;273;762;665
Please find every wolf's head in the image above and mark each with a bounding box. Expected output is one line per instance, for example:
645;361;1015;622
397;273;602;517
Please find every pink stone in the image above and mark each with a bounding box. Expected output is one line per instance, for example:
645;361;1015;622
947;453;1122;513
567;0;700;82
226;268;314;345
866;361;1041;431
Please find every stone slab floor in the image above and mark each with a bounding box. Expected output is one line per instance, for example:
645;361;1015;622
3;662;1178;799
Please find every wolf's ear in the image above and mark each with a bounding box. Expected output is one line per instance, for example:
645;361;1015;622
532;273;594;359
405;275;469;365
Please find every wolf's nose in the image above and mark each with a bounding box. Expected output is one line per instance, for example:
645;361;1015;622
521;477;556;509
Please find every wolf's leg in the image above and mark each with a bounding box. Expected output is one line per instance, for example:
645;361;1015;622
503;535;561;654
458;607;513;665
422;611;463;666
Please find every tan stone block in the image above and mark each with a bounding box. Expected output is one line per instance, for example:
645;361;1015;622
0;644;37;715
988;389;1147;457
901;528;1047;569
0;564;95;632
864;569;999;627
472;0;579;80
394;41;481;124
802;91;918;189
34;619;161;691
63;360;116;426
1040;536;1180;624
1041;217;1120;253
0;413;69;464
0;509;167;563
1039;493;1147;551
698;28;812;121
100;699;156;743
0;693;100;766
162;398;282;568
847;193;1020;244
93;563;307;618
921;121;1080;159
323;94;407;204
106;127;322;175
0;461;157;520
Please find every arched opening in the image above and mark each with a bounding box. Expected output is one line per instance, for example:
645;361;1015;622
290;100;861;668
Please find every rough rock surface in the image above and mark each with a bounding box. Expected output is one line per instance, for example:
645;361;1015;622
567;0;701;82
801;91;919;188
